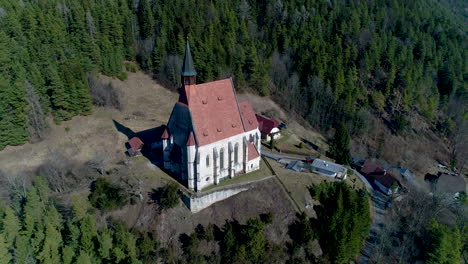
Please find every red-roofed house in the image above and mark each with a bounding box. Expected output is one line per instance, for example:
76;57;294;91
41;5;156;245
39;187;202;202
126;137;144;156
256;115;281;142
162;41;261;192
359;160;401;195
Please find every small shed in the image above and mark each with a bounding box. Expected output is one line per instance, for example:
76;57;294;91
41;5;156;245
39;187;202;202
256;114;281;142
126;137;144;156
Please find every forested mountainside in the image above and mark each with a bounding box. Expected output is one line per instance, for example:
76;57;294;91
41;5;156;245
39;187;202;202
0;0;466;151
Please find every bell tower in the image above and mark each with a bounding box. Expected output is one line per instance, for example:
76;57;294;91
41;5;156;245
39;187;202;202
181;40;197;85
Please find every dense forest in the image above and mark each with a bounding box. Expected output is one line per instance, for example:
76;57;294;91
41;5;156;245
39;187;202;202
0;0;466;154
0;176;373;263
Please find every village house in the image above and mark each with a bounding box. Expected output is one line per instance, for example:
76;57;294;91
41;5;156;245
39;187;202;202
360;160;401;195
161;41;261;192
256;114;281;142
311;159;347;180
425;172;466;198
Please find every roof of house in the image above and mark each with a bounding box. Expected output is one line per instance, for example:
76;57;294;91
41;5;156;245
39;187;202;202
178;78;246;146
435;173;466;194
369;173;400;188
181;41;196;77
238;101;258;132
361;160;386;176
286;160;304;172
256;114;279;134
312;159;347;174
186;132;196;146
247;142;260;161
128;137;144;152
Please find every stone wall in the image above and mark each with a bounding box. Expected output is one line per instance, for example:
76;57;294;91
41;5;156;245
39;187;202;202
182;187;249;213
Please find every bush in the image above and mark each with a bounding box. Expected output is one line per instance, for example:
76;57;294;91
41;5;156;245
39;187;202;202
154;183;179;210
260;212;273;224
393;113;411;135
89;178;128;211
297;142;304;149
117;71;127;81
125;63;137;73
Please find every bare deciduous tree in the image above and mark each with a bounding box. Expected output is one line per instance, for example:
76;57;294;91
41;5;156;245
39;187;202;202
87;74;122;110
25;81;48;142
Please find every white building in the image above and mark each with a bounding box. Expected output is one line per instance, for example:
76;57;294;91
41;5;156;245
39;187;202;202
311;159;347;180
162;41;261;192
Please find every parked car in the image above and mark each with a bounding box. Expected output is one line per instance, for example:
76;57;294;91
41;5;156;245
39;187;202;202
278;123;287;129
305;156;314;163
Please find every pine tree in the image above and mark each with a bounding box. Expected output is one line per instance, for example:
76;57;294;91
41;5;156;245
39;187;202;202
330;123;351;165
37;224;62;263
2;207;19;246
0;234;11;264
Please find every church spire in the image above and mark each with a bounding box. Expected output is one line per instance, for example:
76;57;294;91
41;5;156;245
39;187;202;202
181;40;196;85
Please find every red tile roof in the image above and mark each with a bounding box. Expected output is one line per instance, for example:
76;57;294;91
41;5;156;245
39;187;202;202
247;142;259;161
360;160;386;176
186;132;196;146
128;137;144;152
369;173;400;188
161;127;169;139
256;114;279;134
179;78;245;146
238;101;258;132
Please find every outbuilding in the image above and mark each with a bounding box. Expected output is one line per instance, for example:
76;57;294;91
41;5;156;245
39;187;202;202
126;137;144;156
256;114;281;142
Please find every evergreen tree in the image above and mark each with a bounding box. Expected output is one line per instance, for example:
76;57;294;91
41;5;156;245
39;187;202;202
424;219;462;264
330;123;352;165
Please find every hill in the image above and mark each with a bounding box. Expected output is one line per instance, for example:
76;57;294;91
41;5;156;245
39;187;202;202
0;0;466;174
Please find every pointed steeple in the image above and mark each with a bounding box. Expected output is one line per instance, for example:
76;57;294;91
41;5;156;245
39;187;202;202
181;40;197;77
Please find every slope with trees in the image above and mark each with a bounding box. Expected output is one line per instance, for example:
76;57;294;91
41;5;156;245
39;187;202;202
0;0;466;169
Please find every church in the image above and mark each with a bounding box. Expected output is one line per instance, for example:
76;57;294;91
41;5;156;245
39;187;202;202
161;41;261;192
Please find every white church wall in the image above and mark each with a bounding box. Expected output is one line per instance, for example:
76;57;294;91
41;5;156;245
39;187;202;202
193;128;261;191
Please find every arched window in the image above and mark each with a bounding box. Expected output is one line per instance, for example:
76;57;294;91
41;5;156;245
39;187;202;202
206;155;210;167
220;148;225;169
234;143;239;164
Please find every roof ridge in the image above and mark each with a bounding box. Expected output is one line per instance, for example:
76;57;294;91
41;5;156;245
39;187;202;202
231;77;247;132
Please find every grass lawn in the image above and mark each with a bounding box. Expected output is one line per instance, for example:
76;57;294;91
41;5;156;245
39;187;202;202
201;160;272;192
345;170;365;190
266;130;322;157
268;158;334;212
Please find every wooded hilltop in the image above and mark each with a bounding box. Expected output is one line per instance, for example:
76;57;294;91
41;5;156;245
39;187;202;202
0;0;466;160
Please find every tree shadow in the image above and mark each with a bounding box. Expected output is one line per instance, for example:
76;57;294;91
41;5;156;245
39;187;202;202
300;137;319;151
113;119;135;139
112;119;167;166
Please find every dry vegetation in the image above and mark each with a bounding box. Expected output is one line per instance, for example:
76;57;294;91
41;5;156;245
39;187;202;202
0;71;303;247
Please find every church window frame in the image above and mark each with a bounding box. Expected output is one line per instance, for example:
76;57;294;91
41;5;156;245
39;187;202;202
220;148;225;169
234;143;239;164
